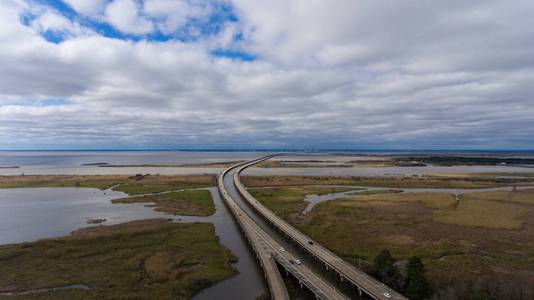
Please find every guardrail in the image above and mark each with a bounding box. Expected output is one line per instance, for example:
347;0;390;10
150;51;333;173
217;163;290;300
233;156;408;300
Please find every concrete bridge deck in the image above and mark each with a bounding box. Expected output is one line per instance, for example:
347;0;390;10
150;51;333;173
218;161;349;300
233;156;408;300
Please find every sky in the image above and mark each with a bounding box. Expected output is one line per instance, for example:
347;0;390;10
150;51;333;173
1;0;534;150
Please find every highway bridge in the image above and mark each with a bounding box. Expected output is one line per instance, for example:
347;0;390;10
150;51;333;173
232;156;407;300
218;160;349;300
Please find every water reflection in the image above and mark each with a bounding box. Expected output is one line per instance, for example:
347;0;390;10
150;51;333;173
0;187;163;245
0;186;266;300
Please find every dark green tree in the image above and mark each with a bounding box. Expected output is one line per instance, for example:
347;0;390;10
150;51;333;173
405;256;432;300
374;249;402;291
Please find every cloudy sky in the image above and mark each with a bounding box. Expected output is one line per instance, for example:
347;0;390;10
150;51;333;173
1;0;533;150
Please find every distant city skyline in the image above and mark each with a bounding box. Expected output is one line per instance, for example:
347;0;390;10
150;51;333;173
1;0;534;149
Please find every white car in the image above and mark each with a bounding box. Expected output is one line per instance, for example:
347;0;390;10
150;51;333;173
294;259;302;265
383;292;392;298
280;247;286;252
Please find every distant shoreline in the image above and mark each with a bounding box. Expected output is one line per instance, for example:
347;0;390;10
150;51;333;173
2;149;534;153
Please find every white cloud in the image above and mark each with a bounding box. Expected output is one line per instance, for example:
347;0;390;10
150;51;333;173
29;8;91;39
105;0;154;34
1;0;534;149
143;0;210;34
315;44;372;66
63;0;108;17
32;10;72;31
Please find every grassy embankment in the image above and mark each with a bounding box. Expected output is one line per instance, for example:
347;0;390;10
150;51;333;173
249;187;360;219
395;155;534;166
113;190;215;216
255;160;352;168
100;161;244;168
0;174;215;195
245;178;534;299
254;158;424;168
242;174;534;189
0;175;126;190
0;219;236;300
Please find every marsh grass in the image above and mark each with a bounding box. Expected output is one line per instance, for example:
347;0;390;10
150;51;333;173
0;175;126;190
0;175;215;195
460;188;534;205
344;192;456;210
113;190;215;216
249;186;357;218
258;186;534;299
242;175;534;189
0;220;236;300
111;175;215;195
434;196;530;230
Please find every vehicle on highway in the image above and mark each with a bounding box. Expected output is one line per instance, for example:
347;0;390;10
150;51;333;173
383;292;392;298
280;247;286;252
295;259;302;265
307;240;314;245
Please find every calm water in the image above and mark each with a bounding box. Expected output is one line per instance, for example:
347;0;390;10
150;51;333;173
0;186;266;299
193;188;266;300
0;151;270;176
0;151;272;167
2;151;534;176
0;187;164;245
1;151;533;176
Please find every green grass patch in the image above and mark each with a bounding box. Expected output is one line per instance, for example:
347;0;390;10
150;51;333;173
113;190;215;216
249;186;357;218
0;176;123;190
113;183;183;195
0;175;215;195
112;177;214;196
0;220;236;300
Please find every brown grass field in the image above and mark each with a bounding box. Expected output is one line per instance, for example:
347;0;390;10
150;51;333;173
245;181;534;300
242;174;534;189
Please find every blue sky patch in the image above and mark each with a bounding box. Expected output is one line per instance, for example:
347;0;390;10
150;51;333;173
40;29;68;43
0;99;70;107
211;49;256;62
24;0;244;44
39;99;70;106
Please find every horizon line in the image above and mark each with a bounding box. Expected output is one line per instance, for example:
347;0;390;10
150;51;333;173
1;149;534;152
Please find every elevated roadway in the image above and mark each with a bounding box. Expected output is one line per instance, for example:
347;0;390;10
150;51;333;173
233;156;407;300
218;161;349;300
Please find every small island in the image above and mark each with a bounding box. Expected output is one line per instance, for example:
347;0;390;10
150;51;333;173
86;218;106;224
